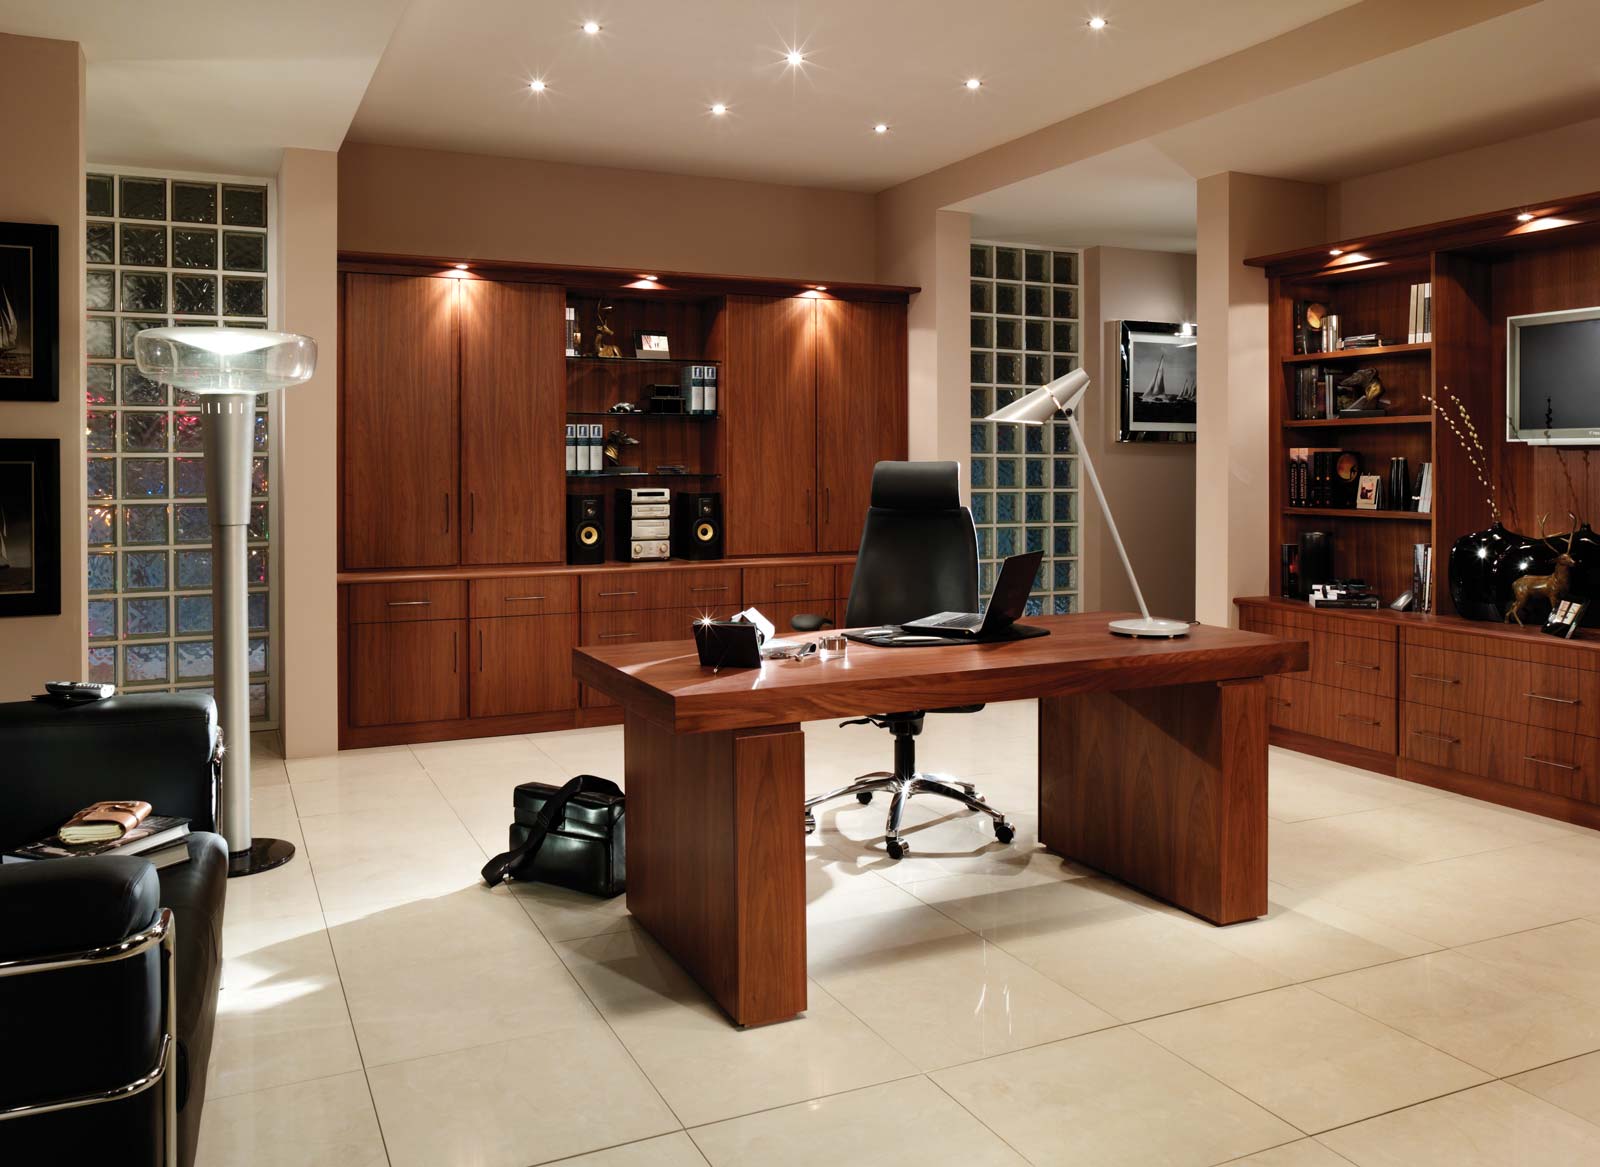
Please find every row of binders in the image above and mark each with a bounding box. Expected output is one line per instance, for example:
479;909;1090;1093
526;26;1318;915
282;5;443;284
1290;365;1337;421
682;365;719;414
567;424;605;473
1407;282;1433;344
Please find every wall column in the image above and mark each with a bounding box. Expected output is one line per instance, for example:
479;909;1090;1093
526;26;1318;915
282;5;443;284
276;148;340;756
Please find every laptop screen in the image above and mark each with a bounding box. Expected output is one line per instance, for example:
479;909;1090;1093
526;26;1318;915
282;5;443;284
981;551;1044;631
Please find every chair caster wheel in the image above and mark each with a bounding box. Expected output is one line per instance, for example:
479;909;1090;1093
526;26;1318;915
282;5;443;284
804;812;817;835
856;791;873;805
885;838;908;860
994;820;1015;844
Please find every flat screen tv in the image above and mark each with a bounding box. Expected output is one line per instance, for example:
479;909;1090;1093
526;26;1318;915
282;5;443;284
1508;305;1600;444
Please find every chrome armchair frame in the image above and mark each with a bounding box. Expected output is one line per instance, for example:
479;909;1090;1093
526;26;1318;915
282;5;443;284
0;907;178;1167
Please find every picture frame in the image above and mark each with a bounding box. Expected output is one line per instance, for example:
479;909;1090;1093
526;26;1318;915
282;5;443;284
1356;473;1382;510
0;222;60;402
0;438;61;617
634;331;671;360
1117;320;1196;443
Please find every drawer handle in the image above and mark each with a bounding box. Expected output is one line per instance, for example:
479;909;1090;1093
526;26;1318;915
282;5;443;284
1410;673;1460;685
773;581;809;589
1526;755;1581;772
1338;713;1381;728
504;594;545;602
598;590;638;598
1336;660;1380;671
1409;729;1460;746
387;600;432;607
1268;697;1291;708
597;632;636;640
690;585;729;593
1524;692;1581;706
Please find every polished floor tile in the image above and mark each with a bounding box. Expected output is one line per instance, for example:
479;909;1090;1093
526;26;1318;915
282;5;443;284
554;1132;710;1166
1508;1050;1600;1126
1220;1141;1354;1167
933;1027;1300;1166
195;1071;388;1167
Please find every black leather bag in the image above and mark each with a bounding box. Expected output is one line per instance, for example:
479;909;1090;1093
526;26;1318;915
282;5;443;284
481;775;625;897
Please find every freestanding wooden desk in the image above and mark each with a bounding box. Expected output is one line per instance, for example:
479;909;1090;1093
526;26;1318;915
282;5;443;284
573;614;1306;1027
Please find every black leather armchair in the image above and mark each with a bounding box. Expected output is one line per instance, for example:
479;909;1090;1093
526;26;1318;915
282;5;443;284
800;461;1014;858
0;694;228;1167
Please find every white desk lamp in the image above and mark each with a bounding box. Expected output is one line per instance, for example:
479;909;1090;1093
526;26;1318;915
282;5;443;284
987;368;1188;638
136;327;317;876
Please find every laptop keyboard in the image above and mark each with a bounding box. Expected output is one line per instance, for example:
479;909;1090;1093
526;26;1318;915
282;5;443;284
915;612;983;629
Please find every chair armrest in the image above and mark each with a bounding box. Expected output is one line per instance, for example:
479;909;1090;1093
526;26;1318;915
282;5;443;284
0;694;220;853
0;856;160;963
789;613;834;633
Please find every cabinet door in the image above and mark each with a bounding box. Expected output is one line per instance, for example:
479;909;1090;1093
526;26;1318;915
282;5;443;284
348;620;465;726
470;614;579;717
342;273;459;568
719;295;817;556
815;300;908;552
460;280;566;565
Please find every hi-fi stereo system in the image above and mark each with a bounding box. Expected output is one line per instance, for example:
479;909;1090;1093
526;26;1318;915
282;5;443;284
565;495;605;565
567;489;726;564
615;487;673;561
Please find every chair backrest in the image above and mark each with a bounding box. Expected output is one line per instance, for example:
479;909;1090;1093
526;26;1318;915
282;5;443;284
845;461;979;627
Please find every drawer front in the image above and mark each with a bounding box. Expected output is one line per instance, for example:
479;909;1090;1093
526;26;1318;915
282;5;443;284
1402;645;1482;712
348;620;466;726
581;570;676;613
1515;725;1600;802
579;604;730;708
470;575;578;618
673;567;741;611
742;564;834;605
1244;620;1311;681
1401;702;1492;776
470;614;579;717
347;580;467;624
1312;631;1395;697
1402;702;1600;803
1269;675;1394;753
1518;662;1600;735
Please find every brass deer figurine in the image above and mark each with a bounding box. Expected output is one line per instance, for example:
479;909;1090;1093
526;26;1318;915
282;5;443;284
1505;514;1575;625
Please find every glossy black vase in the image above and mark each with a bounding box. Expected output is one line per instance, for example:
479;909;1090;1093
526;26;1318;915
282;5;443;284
1448;522;1519;621
1566;524;1600;626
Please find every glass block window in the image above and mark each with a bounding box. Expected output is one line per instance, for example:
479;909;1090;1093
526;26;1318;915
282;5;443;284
969;242;1081;616
84;168;277;724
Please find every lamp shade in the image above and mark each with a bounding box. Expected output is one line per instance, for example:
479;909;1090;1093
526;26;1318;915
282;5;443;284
135;327;316;394
985;368;1090;425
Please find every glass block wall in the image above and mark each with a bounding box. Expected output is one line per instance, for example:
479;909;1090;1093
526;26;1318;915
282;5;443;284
968;242;1081;615
83;169;277;723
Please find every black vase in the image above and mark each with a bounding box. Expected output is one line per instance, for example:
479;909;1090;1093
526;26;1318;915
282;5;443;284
1449;522;1519;621
1493;531;1559;623
1566;524;1600;626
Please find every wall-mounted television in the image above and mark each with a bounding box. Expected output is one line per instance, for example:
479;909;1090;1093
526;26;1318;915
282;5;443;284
1508;306;1600;444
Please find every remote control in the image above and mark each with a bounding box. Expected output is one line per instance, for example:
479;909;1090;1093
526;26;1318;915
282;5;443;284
44;681;117;702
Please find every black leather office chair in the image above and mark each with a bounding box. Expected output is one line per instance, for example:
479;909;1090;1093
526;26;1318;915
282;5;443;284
800;461;1013;859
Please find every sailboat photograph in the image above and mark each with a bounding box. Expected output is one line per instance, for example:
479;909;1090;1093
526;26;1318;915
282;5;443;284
0;223;59;402
1117;319;1198;442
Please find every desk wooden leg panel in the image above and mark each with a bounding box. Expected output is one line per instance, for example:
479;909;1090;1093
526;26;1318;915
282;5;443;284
1038;677;1268;925
622;713;808;1026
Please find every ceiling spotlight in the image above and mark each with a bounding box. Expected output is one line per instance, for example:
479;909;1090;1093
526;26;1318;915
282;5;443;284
814;285;827;291
1087;16;1107;29
639;275;656;281
964;77;982;90
1517;211;1535;222
873;122;889;134
453;263;468;270
786;49;804;66
710;102;727;116
529;78;547;93
581;19;600;34
1329;248;1343;256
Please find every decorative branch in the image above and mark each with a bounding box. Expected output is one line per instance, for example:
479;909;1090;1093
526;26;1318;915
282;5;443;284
1426;388;1498;521
1545;396;1585;524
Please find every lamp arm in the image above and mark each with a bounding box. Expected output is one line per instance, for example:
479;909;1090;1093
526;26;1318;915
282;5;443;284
1064;406;1152;622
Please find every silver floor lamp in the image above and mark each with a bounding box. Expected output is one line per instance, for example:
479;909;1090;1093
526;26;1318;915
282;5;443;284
136;327;317;876
987;368;1189;638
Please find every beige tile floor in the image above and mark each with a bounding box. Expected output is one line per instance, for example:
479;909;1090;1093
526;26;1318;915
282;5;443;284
199;702;1600;1166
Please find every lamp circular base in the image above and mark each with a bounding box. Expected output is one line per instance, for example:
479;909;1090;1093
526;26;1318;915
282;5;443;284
227;838;296;878
1108;617;1191;639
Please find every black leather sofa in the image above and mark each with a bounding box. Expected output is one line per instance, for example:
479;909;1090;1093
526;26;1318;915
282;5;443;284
0;694;227;1167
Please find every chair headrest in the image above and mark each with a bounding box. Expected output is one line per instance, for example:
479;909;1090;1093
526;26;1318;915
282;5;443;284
869;461;962;512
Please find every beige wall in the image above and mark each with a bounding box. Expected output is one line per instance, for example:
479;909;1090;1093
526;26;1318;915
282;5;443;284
1081;248;1197;620
338;141;877;283
277;148;340;757
0;34;84;698
1194;173;1327;627
1330;115;1600;240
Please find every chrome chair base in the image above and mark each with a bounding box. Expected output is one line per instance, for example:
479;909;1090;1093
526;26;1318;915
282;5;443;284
804;770;1014;860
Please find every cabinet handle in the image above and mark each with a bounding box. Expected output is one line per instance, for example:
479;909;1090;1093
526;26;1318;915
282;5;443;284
689;585;728;593
443;492;450;534
1409;729;1460;745
452;630;457;672
774;581;808;589
1338;713;1381;728
1525;755;1580;772
598;590;637;598
825;487;831;523
1524;691;1581;706
1336;660;1380;671
598;631;636;640
387;599;432;607
1268;697;1291;708
1410;673;1460;685
470;492;476;534
505;594;545;602
478;628;484;671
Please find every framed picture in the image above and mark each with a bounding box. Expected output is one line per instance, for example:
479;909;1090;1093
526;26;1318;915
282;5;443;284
1117;320;1196;443
0;438;61;617
1356;473;1383;510
634;331;670;360
0;223;59;402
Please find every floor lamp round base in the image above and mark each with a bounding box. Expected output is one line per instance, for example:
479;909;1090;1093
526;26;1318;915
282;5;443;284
227;838;296;878
1108;616;1191;639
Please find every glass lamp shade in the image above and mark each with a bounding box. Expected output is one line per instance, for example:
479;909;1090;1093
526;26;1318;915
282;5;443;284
135;327;316;394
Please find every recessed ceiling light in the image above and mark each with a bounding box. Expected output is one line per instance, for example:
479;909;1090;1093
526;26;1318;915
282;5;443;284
454;263;468;270
640;275;656;281
529;78;547;93
814;285;827;292
582;19;600;34
786;49;804;66
1517;211;1535;222
1087;16;1107;29
873;122;889;134
964;77;982;90
1329;248;1343;256
710;102;728;116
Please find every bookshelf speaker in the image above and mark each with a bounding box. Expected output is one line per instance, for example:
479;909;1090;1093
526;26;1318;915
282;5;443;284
672;493;724;560
567;494;605;564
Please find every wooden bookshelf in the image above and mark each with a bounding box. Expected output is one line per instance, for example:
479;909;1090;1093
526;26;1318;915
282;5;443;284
1281;342;1431;364
1281;507;1430;522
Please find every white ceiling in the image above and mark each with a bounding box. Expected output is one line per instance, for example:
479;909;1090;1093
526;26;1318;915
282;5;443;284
0;0;409;174
346;0;1356;192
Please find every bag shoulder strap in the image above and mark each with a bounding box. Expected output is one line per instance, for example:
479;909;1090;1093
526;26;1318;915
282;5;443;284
480;775;622;888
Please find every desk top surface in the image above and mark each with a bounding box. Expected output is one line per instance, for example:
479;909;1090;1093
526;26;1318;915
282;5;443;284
572;613;1307;734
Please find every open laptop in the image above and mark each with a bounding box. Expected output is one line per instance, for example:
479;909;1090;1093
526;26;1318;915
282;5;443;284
902;551;1044;639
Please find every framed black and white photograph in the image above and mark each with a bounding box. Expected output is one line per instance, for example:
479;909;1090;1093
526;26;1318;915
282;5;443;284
0;439;61;617
1117;320;1197;443
0;222;60;402
634;331;671;360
